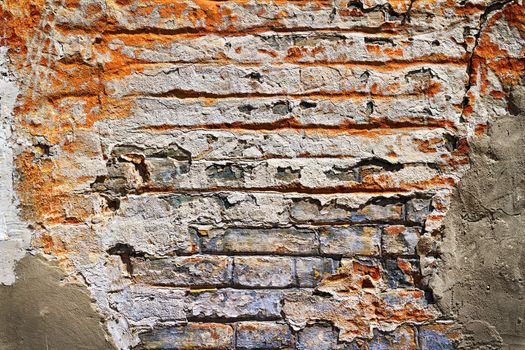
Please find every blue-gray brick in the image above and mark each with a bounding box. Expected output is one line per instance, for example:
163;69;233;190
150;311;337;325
139;323;234;349
319;226;381;257
233;256;295;288
236;322;292;349
200;228;318;255
132;256;232;287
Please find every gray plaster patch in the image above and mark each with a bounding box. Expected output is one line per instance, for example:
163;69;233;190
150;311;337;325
435;87;525;349
0;46;31;285
0;255;115;350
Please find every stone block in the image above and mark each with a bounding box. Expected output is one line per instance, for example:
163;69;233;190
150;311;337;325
201;228;318;255
319;226;381;257
139;323;234;349
368;325;417;350
295;257;338;287
382;225;421;255
419;324;458;350
296;324;338;350
290;199;404;224
236;322;292;349
406;198;431;224
188;289;283;320
132;256;232;287
233;256;295;288
383;258;421;288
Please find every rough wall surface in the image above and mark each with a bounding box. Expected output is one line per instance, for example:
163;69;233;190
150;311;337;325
0;0;523;349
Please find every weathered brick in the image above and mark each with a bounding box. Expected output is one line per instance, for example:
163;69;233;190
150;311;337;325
295;257;338;288
139;323;234;350
188;289;283;320
233;256;295;288
382;226;421;255
368;326;417;350
296;324;338;350
132;256;232;287
290;198;404;224
200;228;318;256
110;286;187;325
236;322;292;349
406;198;432;224
419;324;459;350
319;226;381;257
383;258;421;289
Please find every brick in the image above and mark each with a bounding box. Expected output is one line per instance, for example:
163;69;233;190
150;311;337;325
368;325;417;350
290;198;404;224
406;198;432;224
139;323;234;350
132;256;232;287
233;256;295;288
295;257;338;288
188;289;283;320
110;286;187;325
201;228;318;255
236;322;292;349
146;157;191;185
383;258;421;289
419;324;459;350
319;226;381;257
296;324;338;350
382;226;421;255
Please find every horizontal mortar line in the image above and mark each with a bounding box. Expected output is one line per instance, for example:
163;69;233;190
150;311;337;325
97;187;435;197
99;58;468;72
57;19;477;44
133;282;305;290
100;155;450;163
102;29;462;43
41;89;459;103
141;158;441;167
137;251;386;259
128;185;435;196
114;91;439;103
187;222;424;230
57;23;414;38
133;121;456;134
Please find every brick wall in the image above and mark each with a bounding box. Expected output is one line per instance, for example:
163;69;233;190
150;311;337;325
1;0;524;349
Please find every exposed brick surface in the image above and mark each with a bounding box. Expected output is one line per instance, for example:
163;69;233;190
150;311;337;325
1;0;523;349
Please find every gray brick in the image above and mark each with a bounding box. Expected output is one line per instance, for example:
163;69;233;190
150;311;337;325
201;228;318;255
295;257;338;287
368;325;417;350
110;286;187;325
236;322;292;349
406;198;431;224
233;256;295;288
382;226;421;255
139;323;234;349
188;289;283;320
319;226;381;257
290;199;404;224
419;324;457;350
383;258;420;289
296;324;338;350
132;256;232;287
